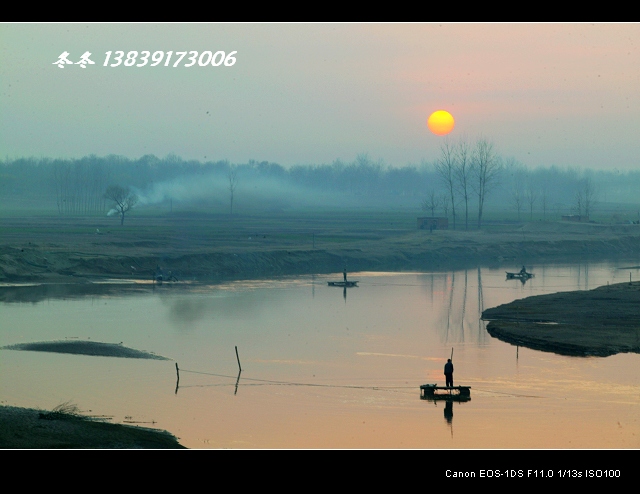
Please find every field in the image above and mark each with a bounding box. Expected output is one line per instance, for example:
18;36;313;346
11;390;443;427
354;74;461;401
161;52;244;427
1;211;639;284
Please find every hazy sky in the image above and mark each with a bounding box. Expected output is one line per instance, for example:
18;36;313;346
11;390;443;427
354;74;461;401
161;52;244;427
1;23;639;170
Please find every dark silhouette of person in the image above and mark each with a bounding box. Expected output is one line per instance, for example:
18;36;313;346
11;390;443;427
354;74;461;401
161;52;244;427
444;359;454;387
520;265;527;275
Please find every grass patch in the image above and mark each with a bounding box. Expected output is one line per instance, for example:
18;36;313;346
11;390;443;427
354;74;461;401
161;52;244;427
39;401;83;421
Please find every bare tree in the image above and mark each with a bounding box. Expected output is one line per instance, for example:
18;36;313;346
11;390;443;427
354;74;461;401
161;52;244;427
104;185;138;225
525;185;538;221
582;177;598;218
434;139;458;229
506;157;525;221
453;138;472;230
572;178;598;219
471;138;501;228
573;190;583;216
441;194;450;218
228;165;238;215
421;190;440;217
540;182;549;221
511;187;524;221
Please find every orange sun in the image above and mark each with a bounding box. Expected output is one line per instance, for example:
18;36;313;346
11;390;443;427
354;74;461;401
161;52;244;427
427;110;455;136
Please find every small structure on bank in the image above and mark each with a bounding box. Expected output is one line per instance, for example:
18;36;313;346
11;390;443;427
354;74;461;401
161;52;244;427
417;217;448;231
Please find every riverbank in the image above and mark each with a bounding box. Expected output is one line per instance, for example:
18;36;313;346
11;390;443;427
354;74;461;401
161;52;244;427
482;281;640;357
0;404;184;449
1;214;639;284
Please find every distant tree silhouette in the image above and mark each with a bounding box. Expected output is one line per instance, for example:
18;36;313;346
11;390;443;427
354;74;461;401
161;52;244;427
435;139;458;229
104;185;138;225
228;165;238;214
472;138;501;228
421;190;440;217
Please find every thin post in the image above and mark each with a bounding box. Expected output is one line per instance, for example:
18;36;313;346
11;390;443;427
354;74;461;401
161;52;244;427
175;363;180;394
235;369;241;395
235;346;242;372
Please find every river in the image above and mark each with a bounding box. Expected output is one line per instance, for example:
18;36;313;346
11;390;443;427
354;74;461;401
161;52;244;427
1;261;639;448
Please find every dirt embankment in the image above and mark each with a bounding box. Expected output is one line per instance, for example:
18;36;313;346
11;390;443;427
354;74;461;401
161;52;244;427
482;281;640;357
1;216;639;284
0;405;184;449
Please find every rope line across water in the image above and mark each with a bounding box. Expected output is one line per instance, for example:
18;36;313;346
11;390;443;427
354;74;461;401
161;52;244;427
180;368;414;390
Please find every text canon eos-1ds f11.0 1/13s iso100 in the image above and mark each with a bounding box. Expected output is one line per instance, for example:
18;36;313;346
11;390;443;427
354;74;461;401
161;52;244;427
445;469;622;479
52;51;238;69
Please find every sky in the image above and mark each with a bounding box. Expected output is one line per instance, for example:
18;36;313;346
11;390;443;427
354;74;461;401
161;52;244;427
1;23;639;170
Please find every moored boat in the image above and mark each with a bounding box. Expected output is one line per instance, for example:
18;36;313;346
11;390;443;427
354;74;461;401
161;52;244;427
327;281;358;287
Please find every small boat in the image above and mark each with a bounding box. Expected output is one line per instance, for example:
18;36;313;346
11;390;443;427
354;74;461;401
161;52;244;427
327;281;358;287
506;271;534;280
420;384;471;402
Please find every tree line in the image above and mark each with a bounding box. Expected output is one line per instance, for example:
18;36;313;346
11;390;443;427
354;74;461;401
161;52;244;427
1;152;639;222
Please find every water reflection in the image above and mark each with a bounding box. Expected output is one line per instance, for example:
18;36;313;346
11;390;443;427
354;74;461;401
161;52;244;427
418;268;489;346
444;400;453;425
0;281;150;304
420;389;472;438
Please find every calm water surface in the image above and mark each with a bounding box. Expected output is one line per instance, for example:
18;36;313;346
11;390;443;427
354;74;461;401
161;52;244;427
1;262;639;448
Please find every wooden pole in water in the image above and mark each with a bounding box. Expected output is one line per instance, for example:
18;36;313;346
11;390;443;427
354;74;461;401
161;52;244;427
235;370;241;395
175;362;180;394
450;347;454;361
235;346;242;372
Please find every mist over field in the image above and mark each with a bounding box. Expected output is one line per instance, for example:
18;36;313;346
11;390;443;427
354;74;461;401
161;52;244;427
2;152;639;225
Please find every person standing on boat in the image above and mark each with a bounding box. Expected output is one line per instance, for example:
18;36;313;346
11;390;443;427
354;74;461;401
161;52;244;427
520;265;527;276
444;359;454;387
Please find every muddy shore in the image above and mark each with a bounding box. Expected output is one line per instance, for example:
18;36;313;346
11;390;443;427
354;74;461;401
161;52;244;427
0;405;184;449
482;281;640;357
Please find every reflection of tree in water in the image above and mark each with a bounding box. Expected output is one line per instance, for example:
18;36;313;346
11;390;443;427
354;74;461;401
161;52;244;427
445;271;455;342
477;267;487;341
420;269;490;345
577;263;589;290
461;269;468;336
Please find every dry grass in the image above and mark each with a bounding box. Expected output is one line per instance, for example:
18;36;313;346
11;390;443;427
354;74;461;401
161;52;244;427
38;401;83;421
0;404;185;448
